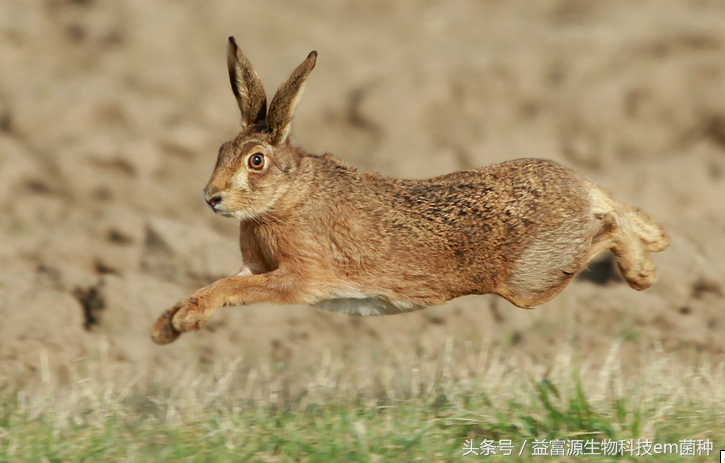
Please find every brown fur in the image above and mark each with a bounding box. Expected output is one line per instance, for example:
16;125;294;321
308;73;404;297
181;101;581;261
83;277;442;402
151;38;670;345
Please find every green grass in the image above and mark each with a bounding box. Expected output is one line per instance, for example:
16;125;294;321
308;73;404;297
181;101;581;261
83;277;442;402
0;345;722;462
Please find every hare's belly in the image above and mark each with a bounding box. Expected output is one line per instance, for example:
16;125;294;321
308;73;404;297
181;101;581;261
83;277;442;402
313;296;422;316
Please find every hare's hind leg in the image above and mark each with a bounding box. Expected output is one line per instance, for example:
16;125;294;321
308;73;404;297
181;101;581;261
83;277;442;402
595;211;657;290
587;185;667;291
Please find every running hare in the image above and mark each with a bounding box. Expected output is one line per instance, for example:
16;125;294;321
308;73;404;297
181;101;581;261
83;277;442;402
151;37;670;345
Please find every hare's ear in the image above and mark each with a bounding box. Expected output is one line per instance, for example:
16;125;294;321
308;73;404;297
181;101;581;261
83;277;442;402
267;51;317;145
227;37;267;128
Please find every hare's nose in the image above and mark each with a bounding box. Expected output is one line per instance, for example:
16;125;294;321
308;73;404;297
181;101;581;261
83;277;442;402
206;195;222;209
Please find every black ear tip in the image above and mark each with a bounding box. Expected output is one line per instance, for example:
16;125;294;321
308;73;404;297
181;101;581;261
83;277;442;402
309;51;318;58
228;36;237;46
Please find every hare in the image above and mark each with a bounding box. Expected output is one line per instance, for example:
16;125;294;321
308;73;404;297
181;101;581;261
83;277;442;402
151;37;670;345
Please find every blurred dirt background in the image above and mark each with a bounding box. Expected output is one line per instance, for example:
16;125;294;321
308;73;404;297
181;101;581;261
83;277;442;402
1;0;724;390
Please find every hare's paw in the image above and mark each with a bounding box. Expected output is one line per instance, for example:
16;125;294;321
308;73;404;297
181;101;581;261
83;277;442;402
170;296;211;334
151;295;213;345
626;257;657;291
151;304;183;345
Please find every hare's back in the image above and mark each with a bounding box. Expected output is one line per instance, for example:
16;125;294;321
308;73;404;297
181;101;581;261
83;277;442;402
389;158;592;246
460;158;592;257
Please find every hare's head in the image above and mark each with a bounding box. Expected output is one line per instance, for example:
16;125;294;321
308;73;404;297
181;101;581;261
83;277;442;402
203;37;317;221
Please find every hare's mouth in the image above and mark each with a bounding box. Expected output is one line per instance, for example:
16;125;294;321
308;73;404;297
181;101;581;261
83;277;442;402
211;205;235;218
207;200;248;220
216;209;234;217
210;204;232;216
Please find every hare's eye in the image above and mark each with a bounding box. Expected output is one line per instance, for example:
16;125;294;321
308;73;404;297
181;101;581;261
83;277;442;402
248;153;265;171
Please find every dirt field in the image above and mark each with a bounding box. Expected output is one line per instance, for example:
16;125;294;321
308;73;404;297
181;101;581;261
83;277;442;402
1;0;724;389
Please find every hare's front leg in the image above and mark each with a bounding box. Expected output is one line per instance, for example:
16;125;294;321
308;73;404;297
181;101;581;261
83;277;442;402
151;271;305;345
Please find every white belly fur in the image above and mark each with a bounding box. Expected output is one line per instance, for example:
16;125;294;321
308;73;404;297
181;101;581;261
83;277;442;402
313;297;423;316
